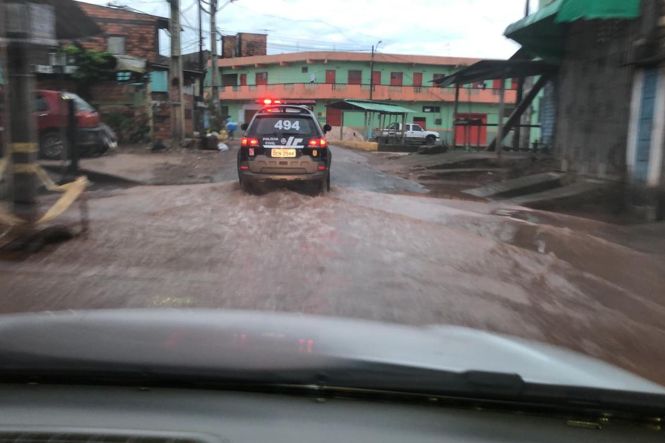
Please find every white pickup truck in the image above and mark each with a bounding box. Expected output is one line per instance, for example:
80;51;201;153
376;123;441;145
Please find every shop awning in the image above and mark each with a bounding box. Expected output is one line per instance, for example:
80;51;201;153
505;0;641;60
327;100;415;114
115;55;147;74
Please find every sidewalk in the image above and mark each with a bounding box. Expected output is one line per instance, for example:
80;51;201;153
40;142;241;186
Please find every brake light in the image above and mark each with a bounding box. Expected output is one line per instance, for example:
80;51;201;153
239;165;249;171
318;165;327;171
241;137;259;147
308;138;328;147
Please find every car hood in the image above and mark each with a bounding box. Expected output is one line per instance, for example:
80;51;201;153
0;309;662;395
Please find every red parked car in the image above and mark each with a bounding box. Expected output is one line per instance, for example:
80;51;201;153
36;90;113;160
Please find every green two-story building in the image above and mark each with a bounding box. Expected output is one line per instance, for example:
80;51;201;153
214;51;518;145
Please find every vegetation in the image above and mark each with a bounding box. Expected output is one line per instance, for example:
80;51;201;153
62;44;117;99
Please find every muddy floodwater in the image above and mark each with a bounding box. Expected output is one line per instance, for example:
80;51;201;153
2;166;665;385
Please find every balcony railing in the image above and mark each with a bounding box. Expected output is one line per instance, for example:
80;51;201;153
218;83;517;104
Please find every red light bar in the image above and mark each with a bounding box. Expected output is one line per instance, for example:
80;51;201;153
260;99;282;106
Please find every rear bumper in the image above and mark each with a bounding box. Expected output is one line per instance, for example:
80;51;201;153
239;170;328;183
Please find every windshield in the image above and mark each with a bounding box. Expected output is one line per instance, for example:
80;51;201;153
0;0;664;405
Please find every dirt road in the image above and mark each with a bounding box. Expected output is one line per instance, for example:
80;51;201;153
2;146;665;384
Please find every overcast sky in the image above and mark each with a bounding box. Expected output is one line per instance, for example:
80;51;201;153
82;0;530;59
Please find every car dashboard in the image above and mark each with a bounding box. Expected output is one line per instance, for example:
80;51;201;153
0;383;661;443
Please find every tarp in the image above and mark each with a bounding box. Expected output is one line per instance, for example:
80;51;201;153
505;0;641;60
327;100;414;114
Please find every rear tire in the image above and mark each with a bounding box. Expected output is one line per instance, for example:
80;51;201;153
239;176;253;194
318;176;328;195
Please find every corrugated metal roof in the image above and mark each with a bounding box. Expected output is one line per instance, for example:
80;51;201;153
46;0;103;40
433;60;558;87
327;100;415;114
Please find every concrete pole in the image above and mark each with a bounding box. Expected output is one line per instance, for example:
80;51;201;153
198;0;204;98
369;45;375;101
496;76;506;160
210;0;220;119
7;2;38;222
512;77;524;151
170;0;185;143
453;83;460;149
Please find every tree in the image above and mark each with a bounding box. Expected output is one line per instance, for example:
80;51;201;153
62;44;117;99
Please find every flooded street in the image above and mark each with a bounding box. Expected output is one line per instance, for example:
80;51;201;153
1;146;665;384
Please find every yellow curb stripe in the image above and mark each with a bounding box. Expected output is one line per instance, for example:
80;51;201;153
11;143;38;153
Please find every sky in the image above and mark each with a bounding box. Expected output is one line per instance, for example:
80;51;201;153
82;0;531;59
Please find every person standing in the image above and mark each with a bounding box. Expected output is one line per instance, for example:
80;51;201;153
225;119;238;140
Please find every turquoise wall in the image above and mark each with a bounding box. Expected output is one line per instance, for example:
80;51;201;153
221;99;542;145
219;60;460;87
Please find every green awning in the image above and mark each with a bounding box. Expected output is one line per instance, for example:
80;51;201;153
327;100;415;114
556;0;641;22
505;0;641;61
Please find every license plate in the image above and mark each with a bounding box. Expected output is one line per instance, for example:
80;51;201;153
271;148;296;158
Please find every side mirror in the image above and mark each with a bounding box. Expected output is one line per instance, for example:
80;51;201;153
323;124;332;134
241;123;249;131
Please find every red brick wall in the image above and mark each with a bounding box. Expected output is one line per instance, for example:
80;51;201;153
185;93;195;135
222;35;237;59
238;33;267;57
151;92;171;141
89;83;135;105
222;33;267;58
76;3;163;63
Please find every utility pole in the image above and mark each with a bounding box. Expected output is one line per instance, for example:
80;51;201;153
198;0;204;99
7;0;39;223
210;0;219;119
368;40;381;101
524;0;530;16
369;45;375;101
169;0;185;145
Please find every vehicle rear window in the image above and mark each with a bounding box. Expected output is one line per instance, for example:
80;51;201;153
249;116;317;137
